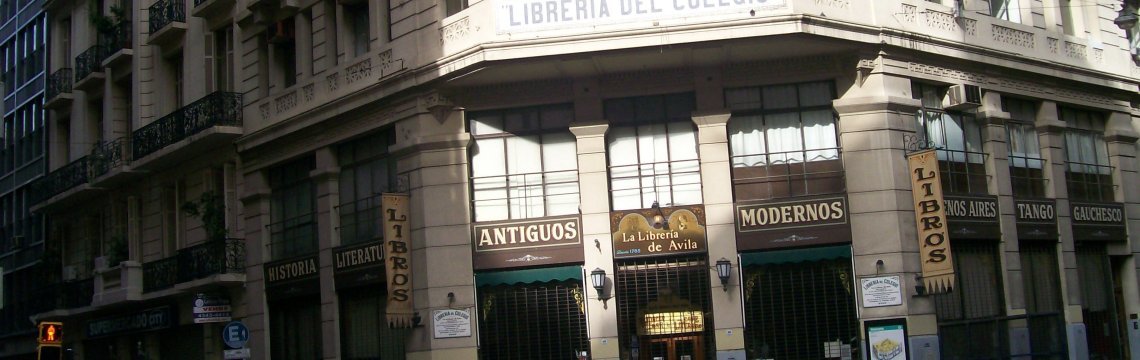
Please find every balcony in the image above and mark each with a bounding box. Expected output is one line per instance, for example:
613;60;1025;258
89;137;141;187
44;68;73;110
74;45;106;91
30;156;100;212
101;22;134;69
132;91;243;170
192;0;236;18
92;260;143;306
32;278;96;319
143;238;246;293
148;0;187;46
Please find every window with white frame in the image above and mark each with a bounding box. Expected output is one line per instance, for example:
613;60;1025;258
1061;106;1113;202
726;82;841;199
469;104;579;222
346;2;370;57
1003;97;1045;198
338;132;394;246
606;93;701;211
990;0;1021;23
914;82;988;194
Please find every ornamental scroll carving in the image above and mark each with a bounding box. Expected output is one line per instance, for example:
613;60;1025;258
900;4;916;23
1064;41;1087;60
992;25;1034;49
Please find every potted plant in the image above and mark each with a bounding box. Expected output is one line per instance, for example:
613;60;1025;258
182;191;227;241
90;5;128;47
104;234;128;267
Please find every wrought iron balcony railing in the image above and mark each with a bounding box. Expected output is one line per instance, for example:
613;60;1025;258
89;138;128;179
143;238;245;293
132;91;242;160
46;68;72;100
100;22;133;59
61;278;95;309
32;156;90;203
149;0;186;35
194;0;209;7
74;45;105;82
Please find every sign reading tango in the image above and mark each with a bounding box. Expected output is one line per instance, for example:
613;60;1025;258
495;0;786;33
611;205;706;258
907;149;954;294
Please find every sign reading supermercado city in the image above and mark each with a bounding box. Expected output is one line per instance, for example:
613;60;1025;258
1071;202;1127;241
734;196;851;250
611;205;706;258
907;149;954;294
494;0;786;33
472;215;584;270
382;193;414;328
87;306;175;338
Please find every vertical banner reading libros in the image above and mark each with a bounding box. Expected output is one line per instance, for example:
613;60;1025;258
907;149;954;293
382;193;413;328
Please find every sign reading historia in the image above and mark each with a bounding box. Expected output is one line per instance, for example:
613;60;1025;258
432;309;473;339
734;196;851;250
472;215;584;270
264;255;319;284
1070;202;1127;241
495;0;787;33
383;193;414;328
860;276;903;308
1014;199;1057;240
611;205;706;259
907;149;954;294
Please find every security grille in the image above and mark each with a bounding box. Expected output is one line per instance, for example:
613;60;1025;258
477;279;588;360
616;256;715;360
1018;241;1067;359
742;256;858;359
270;297;323;360
1076;243;1123;360
934;240;1005;359
341;289;408;360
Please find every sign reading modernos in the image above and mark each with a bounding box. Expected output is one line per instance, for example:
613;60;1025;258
495;0;786;33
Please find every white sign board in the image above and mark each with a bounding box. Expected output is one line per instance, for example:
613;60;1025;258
860;276;903;308
432;309;473;339
193;293;232;324
223;348;251;360
495;0;786;34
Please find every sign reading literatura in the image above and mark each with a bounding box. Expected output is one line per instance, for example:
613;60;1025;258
907;149;954;294
611;205;706;258
1070;202;1127;241
495;0;786;33
382;193;414;328
734;196;851;250
472;215;584;270
333;241;386;289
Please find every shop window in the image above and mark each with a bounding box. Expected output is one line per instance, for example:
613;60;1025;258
1003;97;1045;198
477;278;588;359
340;289;407;360
606;93;700;211
268;156;316;260
270;298;323;360
1018;241;1067;358
741;246;858;359
726;81;842;200
469;104;578;222
338;132;394;246
1076;244;1124;359
616;256;714;360
932;240;1006;359
914;83;988;195
1061;107;1114;202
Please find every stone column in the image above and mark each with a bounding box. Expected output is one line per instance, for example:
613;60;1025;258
1105;110;1140;358
239;171;272;360
312;147;341;359
570;122;619;360
394;95;478;359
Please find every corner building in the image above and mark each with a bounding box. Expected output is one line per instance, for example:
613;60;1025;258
33;0;1140;359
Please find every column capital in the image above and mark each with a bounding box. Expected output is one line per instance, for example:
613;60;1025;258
832;96;921;115
570;122;609;137
692;110;731;127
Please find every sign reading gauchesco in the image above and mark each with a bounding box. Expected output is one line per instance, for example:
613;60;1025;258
1070;202;1127;241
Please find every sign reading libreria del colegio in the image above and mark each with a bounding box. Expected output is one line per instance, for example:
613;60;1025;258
495;0;786;33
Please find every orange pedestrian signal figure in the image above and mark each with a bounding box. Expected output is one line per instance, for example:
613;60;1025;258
37;322;62;345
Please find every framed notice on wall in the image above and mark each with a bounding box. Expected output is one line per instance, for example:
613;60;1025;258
865;318;908;360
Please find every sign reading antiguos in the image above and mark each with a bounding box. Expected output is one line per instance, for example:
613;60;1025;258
907;150;954;293
611;205;706;258
383;193;414;328
475;216;581;251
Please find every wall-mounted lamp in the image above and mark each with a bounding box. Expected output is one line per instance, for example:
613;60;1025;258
590;268;608;300
1116;4;1138;31
447;292;455;307
651;201;669;230
875;259;885;274
715;258;731;291
914;275;926;296
412;312;423;327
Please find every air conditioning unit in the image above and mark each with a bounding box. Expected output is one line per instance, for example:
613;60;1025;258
945;84;981;110
269;20;295;44
62;265;78;281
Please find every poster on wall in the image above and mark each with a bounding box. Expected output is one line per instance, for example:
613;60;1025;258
859;276;902;308
865;319;908;360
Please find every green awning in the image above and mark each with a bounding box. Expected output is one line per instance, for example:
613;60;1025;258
741;245;851;266
475;265;582;287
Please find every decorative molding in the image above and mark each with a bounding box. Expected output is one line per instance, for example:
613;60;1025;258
345;58;373;85
326;73;339;92
1055;88;1114;106
992;25;1034;49
1047;37;1059;54
505;254;553;262
924;10;956;31
725;55;840;81
997;78;1050;96
908;62;986;84
1064;41;1087;60
1093;48;1103;63
440;17;476;45
275;91;297;114
961;18;976;36
378;49;407;78
814;0;849;8
900;4;916;23
259;103;270;121
302;84;314;103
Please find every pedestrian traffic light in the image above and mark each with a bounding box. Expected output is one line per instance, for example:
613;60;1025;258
37;345;62;360
37;322;62;345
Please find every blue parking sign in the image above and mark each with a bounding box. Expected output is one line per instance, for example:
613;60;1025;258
222;321;249;349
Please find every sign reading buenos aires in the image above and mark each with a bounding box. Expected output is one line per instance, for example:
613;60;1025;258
907;149;954;294
495;0;786;33
611;205;706;258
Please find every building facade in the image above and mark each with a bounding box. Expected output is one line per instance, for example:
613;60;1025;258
28;0;1140;359
0;0;48;358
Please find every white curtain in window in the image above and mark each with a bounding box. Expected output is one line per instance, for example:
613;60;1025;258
765;113;803;164
609;126;642;210
802;110;837;161
472;138;508;221
506;136;544;218
542;133;580;216
728;115;766;167
1008;124;1042;169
